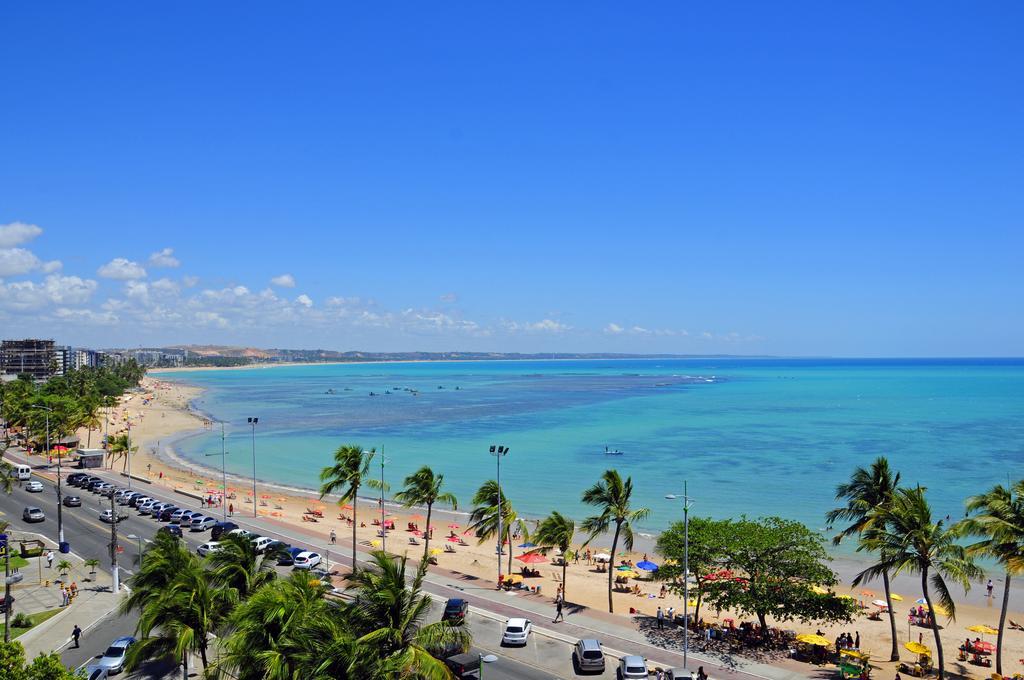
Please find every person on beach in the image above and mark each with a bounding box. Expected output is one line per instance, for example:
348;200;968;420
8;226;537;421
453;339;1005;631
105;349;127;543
229;503;233;516
72;624;82;648
656;606;664;630
987;578;994;597
855;631;860;649
330;529;336;545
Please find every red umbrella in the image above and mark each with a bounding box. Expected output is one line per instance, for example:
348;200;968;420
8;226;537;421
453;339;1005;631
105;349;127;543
975;641;995;654
411;530;423;537
448;523;460;529
447;536;461;543
409;514;425;520
515;552;547;564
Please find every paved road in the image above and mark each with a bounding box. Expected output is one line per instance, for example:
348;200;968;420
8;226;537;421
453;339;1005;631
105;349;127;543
0;468;588;679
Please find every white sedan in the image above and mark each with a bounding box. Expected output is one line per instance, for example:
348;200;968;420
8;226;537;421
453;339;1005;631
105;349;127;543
501;617;532;646
292;551;322;569
197;542;222;557
25;481;44;492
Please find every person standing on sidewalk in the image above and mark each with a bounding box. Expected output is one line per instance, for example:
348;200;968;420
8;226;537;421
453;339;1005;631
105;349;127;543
330;529;336;545
46;550;54;568
553;597;564;623
656;606;665;630
72;625;82;648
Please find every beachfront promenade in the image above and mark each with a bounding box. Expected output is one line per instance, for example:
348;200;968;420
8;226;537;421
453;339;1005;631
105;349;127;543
2;445;809;680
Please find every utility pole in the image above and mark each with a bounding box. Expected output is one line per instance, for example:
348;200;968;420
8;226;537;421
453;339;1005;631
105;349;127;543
247;418;258;517
205;423;229;521
489;445;510;585
33;405;62;545
126;418;132;491
665;482;694;670
380;447;386;553
109;488;120;593
3;531;18;643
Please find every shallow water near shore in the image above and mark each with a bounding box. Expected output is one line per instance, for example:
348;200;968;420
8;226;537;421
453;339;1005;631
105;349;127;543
157;357;1024;555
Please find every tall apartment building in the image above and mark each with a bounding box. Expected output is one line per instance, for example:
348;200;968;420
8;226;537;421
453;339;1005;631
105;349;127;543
0;338;57;381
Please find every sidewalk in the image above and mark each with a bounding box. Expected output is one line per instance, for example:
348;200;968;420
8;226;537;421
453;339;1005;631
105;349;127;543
7;531;122;659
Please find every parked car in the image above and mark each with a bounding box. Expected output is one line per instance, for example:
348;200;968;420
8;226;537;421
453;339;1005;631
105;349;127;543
227;528;253;539
25;481;44;492
292;551;322;569
249;536;275;553
91;482;112;494
574;638;607;673
276;546;303;566
99;509;124;523
159;524;183;538
94;636;136;674
501;618;532;646
63;495;82;507
150;502;174;518
262;540;289;558
197;542;221;557
442;598;469;624
157;506;180;522
129;495;150;508
617;655;649;679
67;472;89;486
189;516;216;531
85;665;109;680
169;508;194;523
22;507;45;522
117;492;141;506
99;486;119;498
443;652;482;679
210;521;238;540
137;500;158;515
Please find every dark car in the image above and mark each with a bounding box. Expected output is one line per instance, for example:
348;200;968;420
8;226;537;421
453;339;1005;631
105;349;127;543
62;496;82;507
276;546;304;566
159;524;183;538
263;540;290;559
87;480;106;492
443;653;480;679
157;506;180;522
210;521;238;541
0;594;14;614
67;473;88;486
442;598;469;624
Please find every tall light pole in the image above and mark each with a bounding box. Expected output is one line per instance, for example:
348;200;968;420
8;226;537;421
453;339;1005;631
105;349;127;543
489;445;510;585
247;417;258;517
205;422;229;521
379;447;386;553
125;417;133;491
32;405;62;546
665;482;694;670
109;483;120;593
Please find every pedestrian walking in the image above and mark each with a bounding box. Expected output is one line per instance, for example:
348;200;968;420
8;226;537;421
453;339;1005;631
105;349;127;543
656;606;665;630
330;529;337;545
987;579;994;597
553;598;564;622
72;624;82;648
229;502;233;516
855;631;860;649
46;550;54;568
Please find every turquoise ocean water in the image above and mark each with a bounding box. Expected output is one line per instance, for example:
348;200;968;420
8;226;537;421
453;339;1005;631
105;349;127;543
157;359;1024;545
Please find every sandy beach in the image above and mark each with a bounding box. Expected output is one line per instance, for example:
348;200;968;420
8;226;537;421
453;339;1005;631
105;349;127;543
86;375;1024;680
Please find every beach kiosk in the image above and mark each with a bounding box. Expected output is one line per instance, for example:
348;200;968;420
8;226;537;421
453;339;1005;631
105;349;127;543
838;649;871;679
74;448;106;469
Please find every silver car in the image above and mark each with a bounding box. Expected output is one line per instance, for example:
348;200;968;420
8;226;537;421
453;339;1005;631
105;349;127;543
95;636;135;674
574;638;606;673
618;655;649;679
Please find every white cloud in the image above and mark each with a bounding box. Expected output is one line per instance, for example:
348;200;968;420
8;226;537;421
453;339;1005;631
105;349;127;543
151;278;180;295
0;274;98;311
0;222;43;248
41;260;62;273
296;294;313;308
148;247;180;268
98;257;147;280
326;296;362;307
271;274;296;288
504;318;571;333
439;292;458;303
0;248;41;277
182;275;199;288
604;323;624;335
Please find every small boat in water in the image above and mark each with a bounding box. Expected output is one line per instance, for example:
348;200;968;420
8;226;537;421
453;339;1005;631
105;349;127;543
604;445;624;456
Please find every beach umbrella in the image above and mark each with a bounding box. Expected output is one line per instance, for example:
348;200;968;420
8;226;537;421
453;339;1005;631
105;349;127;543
341;504;353;511
409;514;425;520
904;642;931;656
796;634;831;647
430;548;443;555
516;552;547;564
890;593;904;601
915;598;927;605
636;560;659;571
447;536;461;543
448;523;460;529
968;625;998;636
616;564;635;571
411;530;423;537
593;553;611;562
974;641;995;654
370;540;381;548
617;569;638;578
860;590;875;597
518;542;537;548
872;599;891;609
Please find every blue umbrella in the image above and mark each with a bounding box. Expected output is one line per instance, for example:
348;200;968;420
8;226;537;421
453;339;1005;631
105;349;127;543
636;560;659;571
518;542;537;548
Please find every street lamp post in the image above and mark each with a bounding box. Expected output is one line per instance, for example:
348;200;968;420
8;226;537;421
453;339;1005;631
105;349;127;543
204;423;229;521
247;418;258;517
665;482;694;671
488;445;510;585
32;405;62;545
126;418;133;491
127;534;143;566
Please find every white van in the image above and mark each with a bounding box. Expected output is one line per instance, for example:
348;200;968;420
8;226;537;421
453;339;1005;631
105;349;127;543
14;464;31;481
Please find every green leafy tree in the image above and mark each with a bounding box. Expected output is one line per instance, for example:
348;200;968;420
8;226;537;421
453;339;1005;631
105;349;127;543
319;445;382;575
855;486;982;680
703;517;855;641
84;558;100;576
468;479;521;577
55;560;71;576
218;571;353;680
826;456;902;660
534;511;575;599
580;469;650;613
346;551;468;679
394;466;458;563
655;516;732;626
0;641;80;680
957;480;1024;675
205;533;278;603
106;434;136;471
0;461;13;495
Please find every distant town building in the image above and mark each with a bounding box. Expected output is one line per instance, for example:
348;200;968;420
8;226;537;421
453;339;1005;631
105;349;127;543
0;338;57;381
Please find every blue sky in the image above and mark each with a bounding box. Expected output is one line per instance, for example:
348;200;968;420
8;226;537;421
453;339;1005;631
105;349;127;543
1;3;1021;356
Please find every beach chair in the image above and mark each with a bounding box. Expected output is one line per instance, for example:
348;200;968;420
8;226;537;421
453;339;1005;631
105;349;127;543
274;504;283;510
551;571;561;582
409;537;420;546
444;544;456;553
376;529;387;538
457;538;469;546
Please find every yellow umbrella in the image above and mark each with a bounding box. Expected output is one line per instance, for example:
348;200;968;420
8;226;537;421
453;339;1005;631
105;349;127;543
797;634;832;647
430;548;443;555
927;603;950;617
890;593;904;602
968;625;998;635
905;642;931;656
617;569;638;578
370;540;381;548
841;649;871;661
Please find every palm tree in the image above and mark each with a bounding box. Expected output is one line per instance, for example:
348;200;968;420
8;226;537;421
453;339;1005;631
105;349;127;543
346;551;470;678
84;558;100;579
320;444;380;575
0;461;13;495
120;531;196;619
205;533;278;602
394;466;458;564
826;456;902;660
219;571;353;680
854;486;982;680
534;511;575;599
106;434;136;471
468;479;522;577
581;469;650;613
56;559;72;577
957;480;1024;675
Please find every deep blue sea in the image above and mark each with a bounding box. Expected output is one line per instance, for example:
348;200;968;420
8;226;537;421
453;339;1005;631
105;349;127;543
157;358;1024;541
